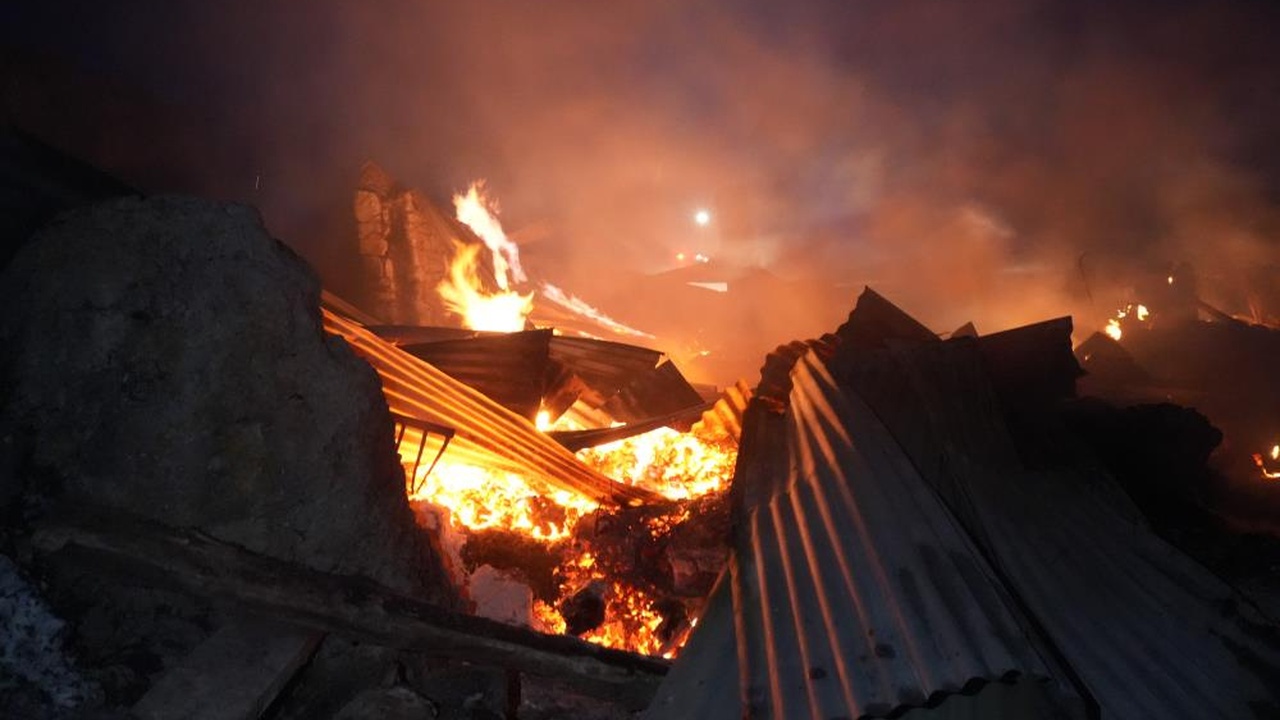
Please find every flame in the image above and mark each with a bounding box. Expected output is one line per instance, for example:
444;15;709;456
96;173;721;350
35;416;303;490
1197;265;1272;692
1105;318;1123;341
438;242;533;332
453;181;525;290
407;459;598;542
1253;443;1280;480
539;283;655;339
577;426;737;501
1104;303;1152;342
399;419;736;656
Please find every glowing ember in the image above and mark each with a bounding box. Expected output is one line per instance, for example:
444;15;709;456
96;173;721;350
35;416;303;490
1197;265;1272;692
1105;318;1123;341
407;459;598;542
398;418;736;657
437;242;533;332
1253;443;1280;480
1104;303;1151;342
453;181;525;290
577;426;737;501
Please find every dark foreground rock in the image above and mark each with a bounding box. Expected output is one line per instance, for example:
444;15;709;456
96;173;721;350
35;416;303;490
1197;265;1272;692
0;195;448;599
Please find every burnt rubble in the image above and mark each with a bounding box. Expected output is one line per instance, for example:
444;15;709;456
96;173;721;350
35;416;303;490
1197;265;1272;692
1;141;1278;719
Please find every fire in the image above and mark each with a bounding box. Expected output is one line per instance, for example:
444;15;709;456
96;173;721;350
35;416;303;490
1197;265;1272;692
1104;303;1151;341
437;242;533;332
407;459;598;542
398;420;737;656
577;427;736;501
539;283;655;339
453;181;525;290
1252;443;1280;480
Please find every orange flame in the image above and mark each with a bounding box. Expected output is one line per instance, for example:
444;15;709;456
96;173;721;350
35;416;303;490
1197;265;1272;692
437;242;533;332
398;419;736;656
577;427;736;501
1104;303;1151;341
453;181;525;290
1253;443;1280;480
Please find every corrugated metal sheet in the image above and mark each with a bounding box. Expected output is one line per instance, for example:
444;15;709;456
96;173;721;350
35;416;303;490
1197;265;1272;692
834;329;1280;719
365;325;480;345
321;307;659;507
399;329;552;420
645;352;1081;719
547;335;663;404
604;358;706;424
691;379;753;443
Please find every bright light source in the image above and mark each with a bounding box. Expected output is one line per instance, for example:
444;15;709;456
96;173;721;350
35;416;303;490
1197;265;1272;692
694;209;711;226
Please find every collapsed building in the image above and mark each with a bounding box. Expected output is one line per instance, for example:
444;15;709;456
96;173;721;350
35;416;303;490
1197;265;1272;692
1;133;1279;719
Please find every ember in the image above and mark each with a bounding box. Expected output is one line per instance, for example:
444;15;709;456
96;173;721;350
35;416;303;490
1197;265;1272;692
1104;303;1150;341
398;421;737;656
1253;443;1280;480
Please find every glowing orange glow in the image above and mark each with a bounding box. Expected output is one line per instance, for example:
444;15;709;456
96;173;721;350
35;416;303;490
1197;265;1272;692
577;426;737;501
453;181;525;290
437;242;533;332
398;416;736;656
407;459;598;542
1104;303;1152;341
1254;443;1280;480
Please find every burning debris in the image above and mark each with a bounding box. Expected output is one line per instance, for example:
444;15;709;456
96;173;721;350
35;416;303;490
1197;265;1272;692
2;140;1278;719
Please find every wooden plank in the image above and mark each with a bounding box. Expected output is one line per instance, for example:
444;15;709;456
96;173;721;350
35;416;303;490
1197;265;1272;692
132;617;322;720
31;507;667;711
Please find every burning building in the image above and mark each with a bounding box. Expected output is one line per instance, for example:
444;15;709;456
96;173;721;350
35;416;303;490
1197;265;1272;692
2;136;1279;719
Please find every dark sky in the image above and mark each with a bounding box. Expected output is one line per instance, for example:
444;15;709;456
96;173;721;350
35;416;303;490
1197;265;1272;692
3;0;1279;335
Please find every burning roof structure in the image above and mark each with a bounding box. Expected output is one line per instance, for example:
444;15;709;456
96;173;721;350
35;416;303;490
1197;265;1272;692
3;134;1280;718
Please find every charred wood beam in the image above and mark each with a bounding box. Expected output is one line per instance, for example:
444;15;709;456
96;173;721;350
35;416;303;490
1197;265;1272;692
30;507;668;711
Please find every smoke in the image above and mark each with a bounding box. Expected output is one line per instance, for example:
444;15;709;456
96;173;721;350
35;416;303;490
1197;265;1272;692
4;0;1279;379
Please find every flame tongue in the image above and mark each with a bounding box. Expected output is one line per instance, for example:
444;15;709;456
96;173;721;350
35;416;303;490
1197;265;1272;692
454;181;525;290
437;242;532;332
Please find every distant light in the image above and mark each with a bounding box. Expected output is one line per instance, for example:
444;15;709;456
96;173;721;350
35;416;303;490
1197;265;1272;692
695;253;710;263
676;252;686;262
694;209;711;226
1167;275;1174;285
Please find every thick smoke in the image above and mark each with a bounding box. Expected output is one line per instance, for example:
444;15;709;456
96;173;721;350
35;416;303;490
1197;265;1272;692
4;0;1278;380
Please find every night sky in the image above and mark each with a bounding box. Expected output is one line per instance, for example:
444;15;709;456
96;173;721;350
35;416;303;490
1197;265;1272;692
3;0;1279;337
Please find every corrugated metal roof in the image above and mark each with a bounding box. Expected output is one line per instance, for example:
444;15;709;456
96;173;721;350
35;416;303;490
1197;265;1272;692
399;329;552;420
605;359;707;424
321;307;659;507
832;327;1280;719
548;335;663;404
365;325;480;345
645;352;1081;719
